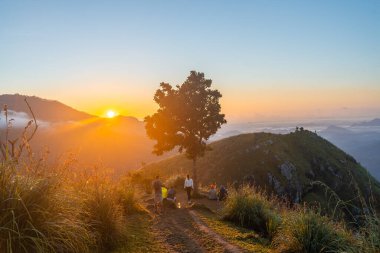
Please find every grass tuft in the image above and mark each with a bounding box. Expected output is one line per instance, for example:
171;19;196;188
222;185;281;239
273;209;359;253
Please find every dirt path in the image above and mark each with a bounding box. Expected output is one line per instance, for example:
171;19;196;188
143;192;243;253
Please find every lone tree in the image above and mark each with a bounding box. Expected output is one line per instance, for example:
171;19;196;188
145;71;226;192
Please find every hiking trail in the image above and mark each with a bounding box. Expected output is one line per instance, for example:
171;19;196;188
143;191;244;253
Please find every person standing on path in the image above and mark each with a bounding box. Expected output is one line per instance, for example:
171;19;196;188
152;175;163;214
184;174;194;204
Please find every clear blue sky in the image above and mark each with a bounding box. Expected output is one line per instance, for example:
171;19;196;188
0;0;379;121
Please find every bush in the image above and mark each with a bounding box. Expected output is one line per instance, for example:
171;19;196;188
165;174;186;189
273;210;359;253
222;186;281;239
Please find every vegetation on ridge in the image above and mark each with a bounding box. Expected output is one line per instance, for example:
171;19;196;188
142;130;380;214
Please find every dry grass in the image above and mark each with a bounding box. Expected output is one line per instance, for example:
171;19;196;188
0;160;141;253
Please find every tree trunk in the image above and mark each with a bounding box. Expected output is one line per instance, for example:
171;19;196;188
192;158;198;194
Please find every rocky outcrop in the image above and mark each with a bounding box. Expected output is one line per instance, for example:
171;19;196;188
268;173;284;195
279;162;296;180
275;161;303;203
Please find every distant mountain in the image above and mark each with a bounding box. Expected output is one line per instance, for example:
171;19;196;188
142;130;380;207
0;94;170;171
0;94;93;122
322;125;353;135
320;125;380;180
352;118;380;127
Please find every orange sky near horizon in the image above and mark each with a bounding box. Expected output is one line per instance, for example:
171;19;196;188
50;82;380;122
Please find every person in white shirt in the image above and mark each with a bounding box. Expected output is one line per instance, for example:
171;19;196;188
184;174;194;204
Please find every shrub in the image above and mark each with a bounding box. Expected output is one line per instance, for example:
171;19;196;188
165;174;186;189
273;210;359;253
222;185;281;239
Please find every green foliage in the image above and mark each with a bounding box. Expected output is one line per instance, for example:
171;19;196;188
222;186;281;239
142;131;380;211
273;210;359;253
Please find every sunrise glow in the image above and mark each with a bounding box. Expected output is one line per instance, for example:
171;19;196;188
106;110;118;118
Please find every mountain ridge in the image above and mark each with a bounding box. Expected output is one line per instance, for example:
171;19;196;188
141;130;380;207
0;94;93;122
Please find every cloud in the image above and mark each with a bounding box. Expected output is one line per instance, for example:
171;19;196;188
0;110;50;129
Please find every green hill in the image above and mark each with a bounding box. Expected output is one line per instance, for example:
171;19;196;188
142;130;380;207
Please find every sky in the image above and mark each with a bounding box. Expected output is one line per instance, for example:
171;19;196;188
0;0;379;122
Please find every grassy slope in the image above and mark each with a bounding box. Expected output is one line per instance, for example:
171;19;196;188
196;210;273;253
142;130;380;207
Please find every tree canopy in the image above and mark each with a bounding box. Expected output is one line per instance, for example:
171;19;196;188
145;71;226;161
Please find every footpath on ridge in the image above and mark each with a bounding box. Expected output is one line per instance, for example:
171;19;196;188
143;191;244;253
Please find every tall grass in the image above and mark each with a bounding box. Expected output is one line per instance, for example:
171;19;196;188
222;185;281;239
81;178;126;250
273;209;359;253
0;162;93;253
222;183;380;252
117;177;144;215
0;160;141;253
360;214;380;252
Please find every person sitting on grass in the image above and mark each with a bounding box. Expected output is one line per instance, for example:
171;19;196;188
218;185;228;201
164;186;177;208
167;186;176;203
208;182;218;200
162;185;168;200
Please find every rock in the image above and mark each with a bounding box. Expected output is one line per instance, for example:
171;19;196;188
279;162;296;180
268;173;284;195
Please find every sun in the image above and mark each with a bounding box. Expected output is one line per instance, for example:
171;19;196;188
106;110;117;118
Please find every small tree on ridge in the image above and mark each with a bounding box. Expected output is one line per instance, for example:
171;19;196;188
144;71;226;193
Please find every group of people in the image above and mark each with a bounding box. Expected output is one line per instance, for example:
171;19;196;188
208;182;228;201
152;174;194;214
152;174;228;214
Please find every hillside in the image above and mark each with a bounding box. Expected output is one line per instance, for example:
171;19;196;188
142;130;380;206
0;94;92;122
0;94;170;171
